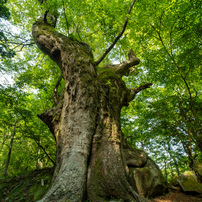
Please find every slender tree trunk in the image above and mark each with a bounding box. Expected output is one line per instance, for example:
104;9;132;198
188;139;194;170
166;140;180;176
3;115;17;178
181;139;194;170
36;139;43;169
163;158;167;182
0;130;7;151
170;164;174;179
34;138;55;166
175;164;180;176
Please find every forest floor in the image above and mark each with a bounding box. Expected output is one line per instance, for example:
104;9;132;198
1;169;202;202
150;189;202;202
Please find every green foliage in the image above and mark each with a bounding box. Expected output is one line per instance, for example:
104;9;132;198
0;0;201;182
121;0;202;179
0;0;10;20
0;32;15;58
0;86;56;178
0;0;15;59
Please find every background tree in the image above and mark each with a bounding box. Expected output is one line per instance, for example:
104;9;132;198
0;85;55;177
0;0;16;59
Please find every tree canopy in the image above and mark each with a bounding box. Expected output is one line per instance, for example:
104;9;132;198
0;0;201;187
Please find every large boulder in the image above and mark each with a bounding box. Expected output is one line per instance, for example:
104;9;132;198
122;138;168;198
127;157;168;198
177;171;202;194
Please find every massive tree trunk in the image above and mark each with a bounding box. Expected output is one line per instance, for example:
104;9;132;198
32;10;154;202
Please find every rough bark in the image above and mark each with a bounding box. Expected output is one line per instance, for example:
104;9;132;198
33;19;99;201
32;14;153;201
86;70;148;201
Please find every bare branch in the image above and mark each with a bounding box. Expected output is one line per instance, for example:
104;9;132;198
12;42;35;51
34;138;55;165
133;83;153;94
3;31;34;50
73;21;82;41
128;83;153;102
151;23;197;118
84;30;99;38
4;30;28;40
95;0;136;66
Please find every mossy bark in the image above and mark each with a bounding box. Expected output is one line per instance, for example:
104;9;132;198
32;20;149;202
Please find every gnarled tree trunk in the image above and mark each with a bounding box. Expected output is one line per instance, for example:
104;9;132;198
32;6;154;202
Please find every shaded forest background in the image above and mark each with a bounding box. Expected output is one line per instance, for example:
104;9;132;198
0;0;201;184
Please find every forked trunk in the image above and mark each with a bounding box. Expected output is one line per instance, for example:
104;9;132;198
33;18;150;201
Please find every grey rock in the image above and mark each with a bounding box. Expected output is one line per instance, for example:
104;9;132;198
128;157;168;198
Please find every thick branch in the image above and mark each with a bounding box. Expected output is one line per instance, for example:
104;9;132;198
128;83;153;102
115;49;140;76
95;0;136;66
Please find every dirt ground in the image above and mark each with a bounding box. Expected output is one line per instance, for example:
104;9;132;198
150;190;202;202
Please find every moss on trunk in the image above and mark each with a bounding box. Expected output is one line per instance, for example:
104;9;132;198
32;19;163;202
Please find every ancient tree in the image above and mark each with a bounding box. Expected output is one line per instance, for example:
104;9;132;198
32;0;164;201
